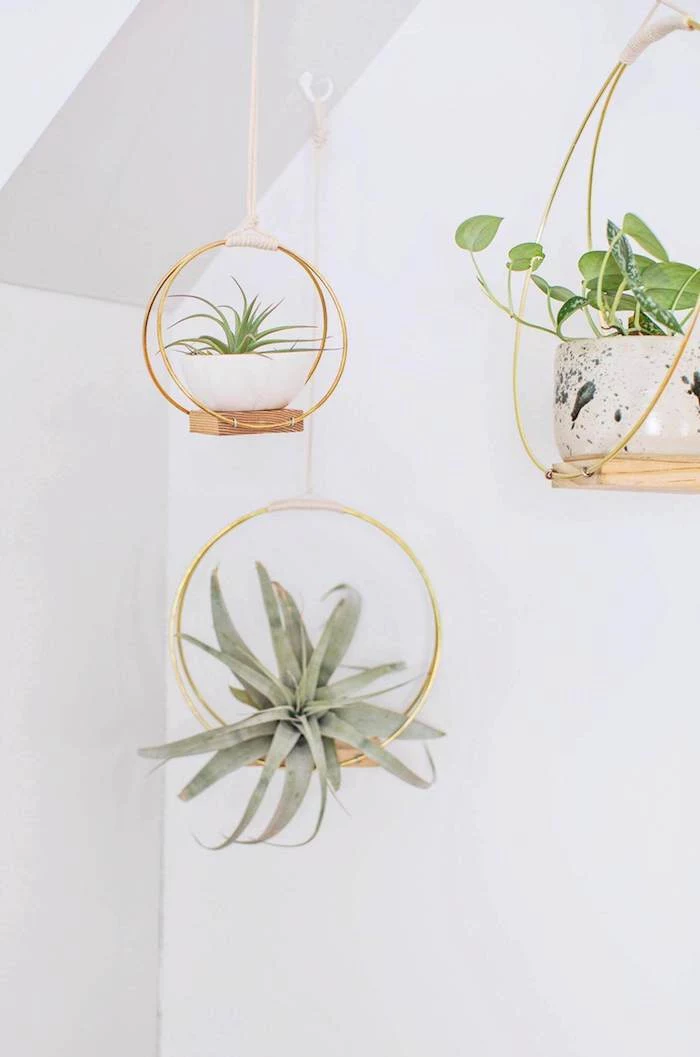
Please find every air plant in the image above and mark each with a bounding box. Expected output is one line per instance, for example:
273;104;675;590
166;276;323;357
140;563;443;848
455;212;700;339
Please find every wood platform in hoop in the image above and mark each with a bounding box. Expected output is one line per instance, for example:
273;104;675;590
189;408;304;436
551;455;700;493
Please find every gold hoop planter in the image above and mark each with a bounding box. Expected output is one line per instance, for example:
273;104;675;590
142;240;348;435
140;499;444;847
170;498;441;763
463;4;700;492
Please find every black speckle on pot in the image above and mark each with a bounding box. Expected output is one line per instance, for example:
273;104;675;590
571;380;596;426
614;408;622;422
682;375;690;385
687;371;700;409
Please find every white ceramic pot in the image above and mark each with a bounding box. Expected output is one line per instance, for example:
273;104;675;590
179;351;315;412
553;336;700;460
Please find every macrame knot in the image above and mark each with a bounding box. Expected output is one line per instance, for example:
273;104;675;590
312;125;328;150
620;12;691;63
225;217;279;251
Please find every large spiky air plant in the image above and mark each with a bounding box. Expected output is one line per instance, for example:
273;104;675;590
140;563;443;848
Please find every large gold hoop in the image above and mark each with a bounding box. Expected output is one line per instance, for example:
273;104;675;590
169;499;442;767
510;11;700;485
142;241;347;430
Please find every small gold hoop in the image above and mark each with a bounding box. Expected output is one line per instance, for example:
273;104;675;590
169;500;442;767
142;240;347;430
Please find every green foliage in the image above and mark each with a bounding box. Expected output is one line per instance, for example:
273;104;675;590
507;242;545;272
455;211;699;339
622;213;668;262
140;564;444;848
455;215;503;252
166;277;323;357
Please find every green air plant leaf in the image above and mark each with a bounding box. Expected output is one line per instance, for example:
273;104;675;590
314;662;407;701
272;580;313;671
623;213;669;262
320;713;433;789
178;736;274;801
140;563;444;847
205;722;301;849
455;215;503;252
168;279;323;357
256;562;301;688
241;742;315;845
181;633;292;708
331;702;445;741
507;242;545;273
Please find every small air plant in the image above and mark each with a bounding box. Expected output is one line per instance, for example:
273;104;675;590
166;276;323;357
140;563;443;848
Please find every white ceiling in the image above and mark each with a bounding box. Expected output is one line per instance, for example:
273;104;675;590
0;0;420;306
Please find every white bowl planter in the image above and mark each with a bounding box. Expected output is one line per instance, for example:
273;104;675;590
553;336;700;461
179;350;315;413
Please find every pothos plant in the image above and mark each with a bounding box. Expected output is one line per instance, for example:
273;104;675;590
166;276;323;357
455;212;700;339
140;563;443;848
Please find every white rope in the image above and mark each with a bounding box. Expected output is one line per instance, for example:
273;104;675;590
269;497;345;513
226;0;278;250
620;1;696;63
299;73;333;497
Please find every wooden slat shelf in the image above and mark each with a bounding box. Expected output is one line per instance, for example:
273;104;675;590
189;408;304;436
551;455;700;493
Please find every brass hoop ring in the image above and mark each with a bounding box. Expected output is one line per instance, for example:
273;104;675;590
514;39;700;479
142;240;347;430
169;500;442;767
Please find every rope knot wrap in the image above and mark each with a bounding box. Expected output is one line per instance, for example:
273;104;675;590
225;221;279;251
621;10;694;64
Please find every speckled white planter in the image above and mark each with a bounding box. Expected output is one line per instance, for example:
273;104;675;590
179;350;315;412
553;336;700;460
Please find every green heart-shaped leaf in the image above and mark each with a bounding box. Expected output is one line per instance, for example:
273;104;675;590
455;215;503;252
623;213;669;262
508;242;545;272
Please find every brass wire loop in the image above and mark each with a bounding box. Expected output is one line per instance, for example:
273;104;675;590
169;501;442;768
142;240;348;430
511;7;700;483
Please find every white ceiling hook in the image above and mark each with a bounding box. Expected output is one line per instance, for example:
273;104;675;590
298;71;334;104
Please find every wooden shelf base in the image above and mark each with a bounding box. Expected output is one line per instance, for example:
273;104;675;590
189;408;304;436
551;455;700;493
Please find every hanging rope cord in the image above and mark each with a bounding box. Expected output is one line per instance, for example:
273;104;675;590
301;77;333;495
511;0;700;480
226;0;278;250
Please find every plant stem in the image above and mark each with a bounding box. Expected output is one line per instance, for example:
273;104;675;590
583;305;602;338
469;253;559;339
597;235;622;330
545;291;557;329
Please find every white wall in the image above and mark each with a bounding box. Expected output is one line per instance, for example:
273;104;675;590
0;0;140;189
0;283;166;1057
155;0;700;1054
